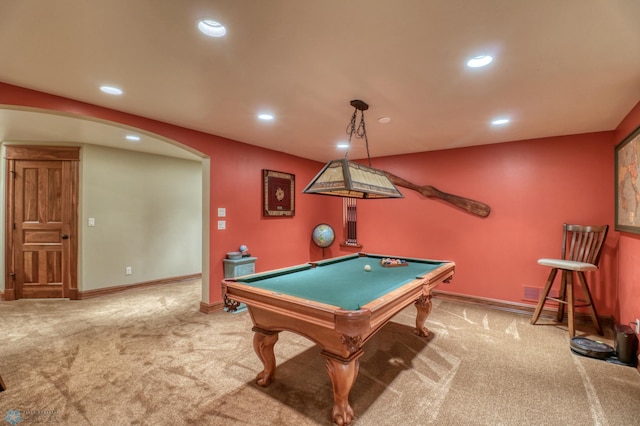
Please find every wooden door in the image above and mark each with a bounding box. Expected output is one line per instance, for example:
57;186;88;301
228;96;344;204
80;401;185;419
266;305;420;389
5;146;79;300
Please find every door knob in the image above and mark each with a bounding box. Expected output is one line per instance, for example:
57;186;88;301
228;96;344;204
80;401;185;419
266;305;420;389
61;234;69;239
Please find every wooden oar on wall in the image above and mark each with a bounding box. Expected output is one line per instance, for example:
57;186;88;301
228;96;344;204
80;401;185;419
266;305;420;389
384;171;491;218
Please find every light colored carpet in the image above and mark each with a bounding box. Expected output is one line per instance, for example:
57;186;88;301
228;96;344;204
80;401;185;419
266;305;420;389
1;280;639;425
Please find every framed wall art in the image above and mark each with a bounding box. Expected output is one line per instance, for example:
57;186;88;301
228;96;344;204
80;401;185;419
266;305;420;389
615;124;640;234
263;169;295;217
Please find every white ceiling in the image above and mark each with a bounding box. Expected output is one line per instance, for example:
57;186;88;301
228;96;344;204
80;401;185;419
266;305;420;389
1;1;639;162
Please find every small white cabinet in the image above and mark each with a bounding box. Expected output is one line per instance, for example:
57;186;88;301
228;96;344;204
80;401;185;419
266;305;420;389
223;257;257;278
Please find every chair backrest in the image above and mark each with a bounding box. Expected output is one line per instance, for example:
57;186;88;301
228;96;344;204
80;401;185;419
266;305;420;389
561;224;609;265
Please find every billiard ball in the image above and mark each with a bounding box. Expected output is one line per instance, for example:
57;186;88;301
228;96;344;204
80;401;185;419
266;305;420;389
364;265;371;271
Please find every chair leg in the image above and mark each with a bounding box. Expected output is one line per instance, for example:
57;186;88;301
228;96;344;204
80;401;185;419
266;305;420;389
577;271;603;336
566;272;575;337
531;268;558;325
556;271;568;322
0;374;5;392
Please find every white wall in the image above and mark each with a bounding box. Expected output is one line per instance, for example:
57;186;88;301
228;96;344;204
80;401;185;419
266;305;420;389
80;145;202;291
0;144;6;291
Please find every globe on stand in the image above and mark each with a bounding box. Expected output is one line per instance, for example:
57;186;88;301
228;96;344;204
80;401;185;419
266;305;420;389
311;224;335;258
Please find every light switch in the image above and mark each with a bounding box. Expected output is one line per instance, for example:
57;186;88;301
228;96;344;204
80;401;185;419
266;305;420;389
88;218;95;227
217;207;226;217
217;220;226;230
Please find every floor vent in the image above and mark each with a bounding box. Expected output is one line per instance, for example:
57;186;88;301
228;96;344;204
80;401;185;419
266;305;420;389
523;286;559;302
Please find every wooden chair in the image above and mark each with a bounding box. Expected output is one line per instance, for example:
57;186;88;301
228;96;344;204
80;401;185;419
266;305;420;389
530;224;609;337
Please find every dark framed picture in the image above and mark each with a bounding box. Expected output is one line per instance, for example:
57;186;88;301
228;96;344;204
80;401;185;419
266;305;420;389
263;169;295;217
615;124;640;234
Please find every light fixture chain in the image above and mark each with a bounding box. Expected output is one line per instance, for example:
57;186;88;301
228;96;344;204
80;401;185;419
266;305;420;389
344;106;373;165
355;110;366;139
357;109;373;166
344;107;358;159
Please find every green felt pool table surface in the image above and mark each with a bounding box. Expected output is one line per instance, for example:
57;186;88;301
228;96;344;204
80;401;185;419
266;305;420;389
235;253;450;310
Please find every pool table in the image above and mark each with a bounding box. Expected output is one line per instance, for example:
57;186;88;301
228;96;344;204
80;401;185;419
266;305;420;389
221;252;455;425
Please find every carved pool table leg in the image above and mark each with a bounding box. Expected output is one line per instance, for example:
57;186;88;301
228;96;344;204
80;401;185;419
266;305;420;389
324;355;361;426
414;293;433;337
252;328;279;386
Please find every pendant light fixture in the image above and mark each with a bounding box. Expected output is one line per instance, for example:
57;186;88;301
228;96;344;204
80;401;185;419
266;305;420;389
303;100;403;199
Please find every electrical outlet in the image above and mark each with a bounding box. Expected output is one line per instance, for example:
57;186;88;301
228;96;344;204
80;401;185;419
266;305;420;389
125;266;132;275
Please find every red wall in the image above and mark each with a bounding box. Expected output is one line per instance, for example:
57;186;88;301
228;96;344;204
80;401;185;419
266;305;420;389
209;138;344;271
352;132;617;314
613;101;640;327
154;141;346;303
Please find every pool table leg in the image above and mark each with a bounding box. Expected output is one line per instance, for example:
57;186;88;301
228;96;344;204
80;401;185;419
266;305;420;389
324;352;362;426
414;294;433;337
252;328;280;386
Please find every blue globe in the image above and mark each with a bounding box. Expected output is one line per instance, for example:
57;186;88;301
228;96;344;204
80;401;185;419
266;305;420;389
312;224;335;248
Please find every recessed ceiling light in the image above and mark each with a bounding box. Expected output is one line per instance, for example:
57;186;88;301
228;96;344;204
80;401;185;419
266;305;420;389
100;85;123;95
377;117;391;124
466;55;493;68
197;19;227;37
337;142;349;149
491;118;510;126
125;135;141;141
257;113;274;121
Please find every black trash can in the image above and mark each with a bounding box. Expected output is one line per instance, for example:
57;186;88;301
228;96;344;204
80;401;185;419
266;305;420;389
614;324;638;366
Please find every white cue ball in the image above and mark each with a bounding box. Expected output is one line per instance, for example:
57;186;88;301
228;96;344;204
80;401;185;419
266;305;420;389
364;264;371;271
